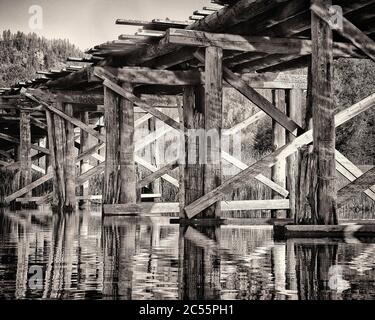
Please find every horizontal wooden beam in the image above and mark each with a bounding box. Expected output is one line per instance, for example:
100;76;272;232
311;2;375;61
167;29;313;54
0;132;50;154
103;199;290;215
117;67;203;85
184;92;375;218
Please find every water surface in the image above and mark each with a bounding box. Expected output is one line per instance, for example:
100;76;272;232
0;209;375;300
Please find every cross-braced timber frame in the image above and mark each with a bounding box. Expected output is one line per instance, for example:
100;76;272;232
1;0;374;225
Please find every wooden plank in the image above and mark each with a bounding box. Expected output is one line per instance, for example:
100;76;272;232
135;113;153;127
167;28;313;54
184;92;375;218
311;1;375;61
335;150;375;201
4;172;53;203
223;111;266;136
103;199;290;215
337;167;375;207
119;86;137;203
271;90;287;218
240;73;307;89
78;112;90;209
286;89;304;219
0;132;50;155
22;91;106;142
221;151;289;197
103;87;119;204
64;104;76;211
194;51;302;136
77;162;105;185
203;46;223;218
19;111;32;197
138;160;179;188
97;75;182;132
117;67;203;85
135;155;179;187
310;0;337;224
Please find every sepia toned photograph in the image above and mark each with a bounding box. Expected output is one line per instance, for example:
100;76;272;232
0;0;374;309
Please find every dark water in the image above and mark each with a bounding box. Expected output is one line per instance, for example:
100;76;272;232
0;209;375;300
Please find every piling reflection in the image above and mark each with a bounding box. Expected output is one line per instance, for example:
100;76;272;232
1;210;375;300
178;225;221;300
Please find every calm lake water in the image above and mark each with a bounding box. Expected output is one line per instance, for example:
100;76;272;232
0;208;375;300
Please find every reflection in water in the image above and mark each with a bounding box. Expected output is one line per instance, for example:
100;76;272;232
0;209;375;300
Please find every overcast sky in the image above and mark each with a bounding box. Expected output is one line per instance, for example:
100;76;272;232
0;0;208;50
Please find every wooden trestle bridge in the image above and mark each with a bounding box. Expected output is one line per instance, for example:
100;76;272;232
1;0;375;226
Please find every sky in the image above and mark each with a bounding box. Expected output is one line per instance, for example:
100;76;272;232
0;0;208;50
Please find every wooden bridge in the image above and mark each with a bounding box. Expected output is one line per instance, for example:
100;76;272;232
1;0;375;225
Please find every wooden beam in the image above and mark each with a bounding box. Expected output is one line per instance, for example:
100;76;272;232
19;111;32;197
203;46;223;218
338;167;375;207
194;51;302;136
221;151;289;197
22;91;106;142
4;172;53;203
184;92;375;218
310;0;337;224
0;132;50;155
311;1;375;61
138;160;179;188
77;162;105;185
103;199;290;215
79;112;90;209
64;104;76;211
223;111;266;136
119;85;137;204
94;70;182;132
117;67;203;85
135;155;179;187
271;90;287;218
167;28;314;54
335;150;375;201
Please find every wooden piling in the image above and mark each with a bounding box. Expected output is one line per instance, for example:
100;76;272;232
204;46;223;218
271;89;286;218
310;0;337;224
18;111;32;198
119;85;137;204
79;111;90;209
103;87;120;205
64;103;76;212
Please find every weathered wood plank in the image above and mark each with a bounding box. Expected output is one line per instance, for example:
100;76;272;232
119;86;137;203
204;46;223;218
79;112;90;209
310;0;337;224
64;104;76;211
5;172;53;203
138;160;179;188
184;92;375;218
311;1;375;61
337;167;375;206
194;51;302;136
98;75;182;132
117;67;203;85
135;155;179;187
335;150;375;201
103;87;119;204
19;111;32;197
77;162;105;185
0;133;50;155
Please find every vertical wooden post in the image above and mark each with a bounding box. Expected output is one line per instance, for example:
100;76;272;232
45;109;60;210
271;90;287;218
181;86;205;219
64;103;76;212
79;112;90;209
286;89;304;219
103;87;120;205
19;111;32;197
149;117;161;201
311;0;337;224
204;46;223;218
119;86;137;204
